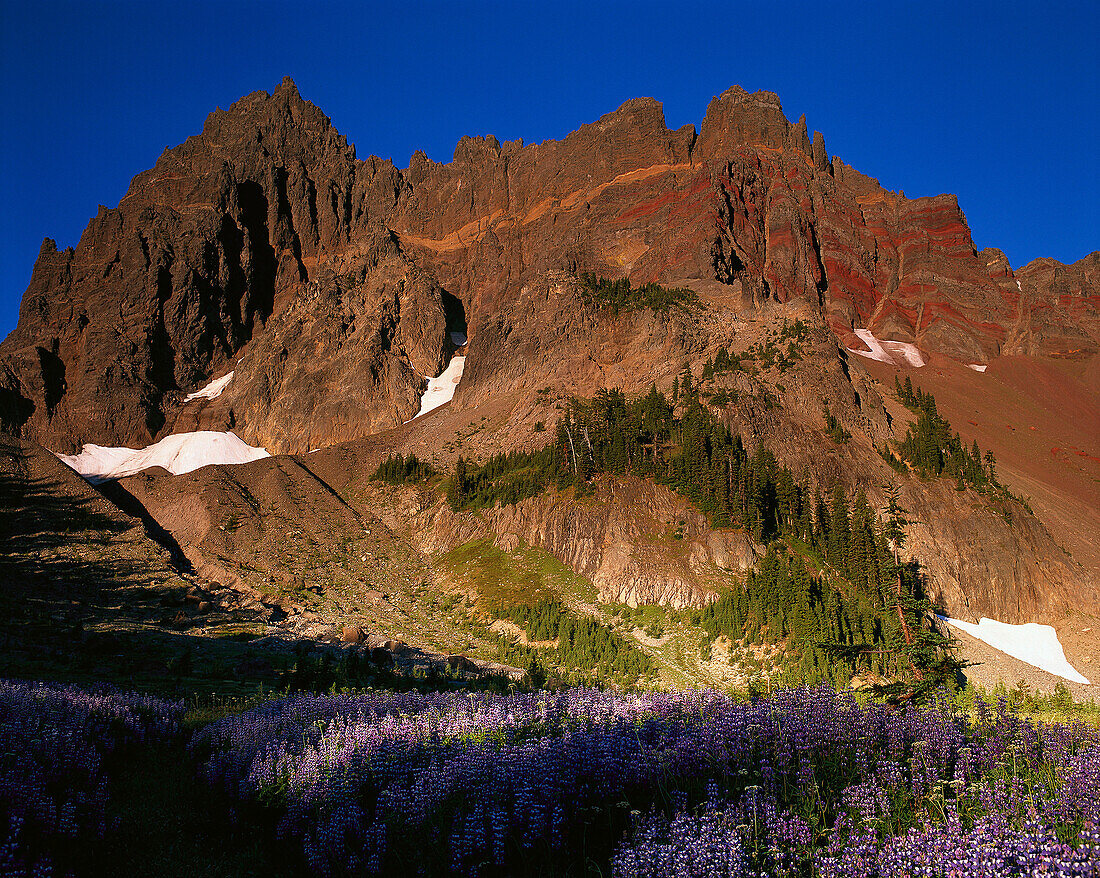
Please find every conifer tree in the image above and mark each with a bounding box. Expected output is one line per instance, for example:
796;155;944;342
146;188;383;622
827;485;850;574
824;483;964;704
447;456;469;509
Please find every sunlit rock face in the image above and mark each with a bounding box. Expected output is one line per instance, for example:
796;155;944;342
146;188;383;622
1;79;1097;630
3;78;1095;453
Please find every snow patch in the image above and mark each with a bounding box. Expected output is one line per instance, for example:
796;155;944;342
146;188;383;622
55;431;270;484
405;331;469;422
939;615;1090;684
1016;278;1023;292
967;363;988;373
847;329;925;368
184;372;234;402
409;355;466;421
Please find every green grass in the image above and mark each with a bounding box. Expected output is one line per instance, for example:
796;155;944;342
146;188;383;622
953;681;1100;725
431;539;758;689
436;539;596;611
181;690;281;728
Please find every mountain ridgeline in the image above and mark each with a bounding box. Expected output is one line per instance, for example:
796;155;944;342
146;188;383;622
0;78;1097;691
2;78;1096;456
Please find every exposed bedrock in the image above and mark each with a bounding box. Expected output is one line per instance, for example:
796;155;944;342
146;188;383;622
1;78;1097;627
178;231;450;454
4;78;1096;454
371;476;759;610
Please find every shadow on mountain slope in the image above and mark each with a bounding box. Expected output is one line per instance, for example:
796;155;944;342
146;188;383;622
0;436;195;680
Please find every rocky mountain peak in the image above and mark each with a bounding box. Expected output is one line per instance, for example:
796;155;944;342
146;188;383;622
451;134;502;165
1;80;1097;459
697;85;793;154
201;74;318;137
591;96;670;136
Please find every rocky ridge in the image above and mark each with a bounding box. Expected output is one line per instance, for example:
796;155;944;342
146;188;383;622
0;79;1097;640
2;79;1096;454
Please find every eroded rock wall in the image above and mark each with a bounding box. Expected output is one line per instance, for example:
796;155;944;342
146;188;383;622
4;78;1096;454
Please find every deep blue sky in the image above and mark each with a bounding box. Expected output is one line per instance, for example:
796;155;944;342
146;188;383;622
2;0;1098;340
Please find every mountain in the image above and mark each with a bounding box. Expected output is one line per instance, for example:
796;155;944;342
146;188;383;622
1;79;1097;692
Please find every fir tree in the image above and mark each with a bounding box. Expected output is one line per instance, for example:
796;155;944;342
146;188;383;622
823;484;965;704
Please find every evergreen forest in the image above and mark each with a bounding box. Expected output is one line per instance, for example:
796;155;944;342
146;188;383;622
497;597;657;685
375;375;1013;697
891;375;1014;500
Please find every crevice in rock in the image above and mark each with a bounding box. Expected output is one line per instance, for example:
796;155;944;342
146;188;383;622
807;216;828;307
35;345;66;418
149;265;178;391
236;181;277;331
442;289;468;337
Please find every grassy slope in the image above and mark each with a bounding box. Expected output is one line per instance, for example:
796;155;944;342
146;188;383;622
432;537;752;688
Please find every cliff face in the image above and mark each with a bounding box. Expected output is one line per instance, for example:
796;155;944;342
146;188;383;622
1;79;1097;627
0;79;419;451
3;79;1096;453
389;476;759;610
174;230;451;454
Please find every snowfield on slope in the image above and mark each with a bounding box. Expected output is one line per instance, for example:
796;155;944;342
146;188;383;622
184;371;234;402
55;431;270;483
939;615;1090;684
407;331;469;422
847;329;926;368
411;356;466;420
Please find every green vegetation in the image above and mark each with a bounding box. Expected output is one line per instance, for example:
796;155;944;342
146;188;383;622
818;485;965;703
700;543;869;687
701;318;810;379
701;344;744;379
441;383;961;698
498;597;657;685
696;484;961;702
372;452;438;484
362;373;1034;700
449;382;836;543
435;540;649;687
893;377;1029;510
446;449;554;510
436;538;597;610
578;272;698;315
954;679;1100;722
822;405;851;443
894;376;993;488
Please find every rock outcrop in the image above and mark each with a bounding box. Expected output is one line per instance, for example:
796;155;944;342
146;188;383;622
179;231;451;453
2;78;1097;629
381;476;759;609
4;78;1096;453
0;79;420;451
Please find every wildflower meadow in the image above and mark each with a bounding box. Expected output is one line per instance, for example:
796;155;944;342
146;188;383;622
3;681;1098;876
